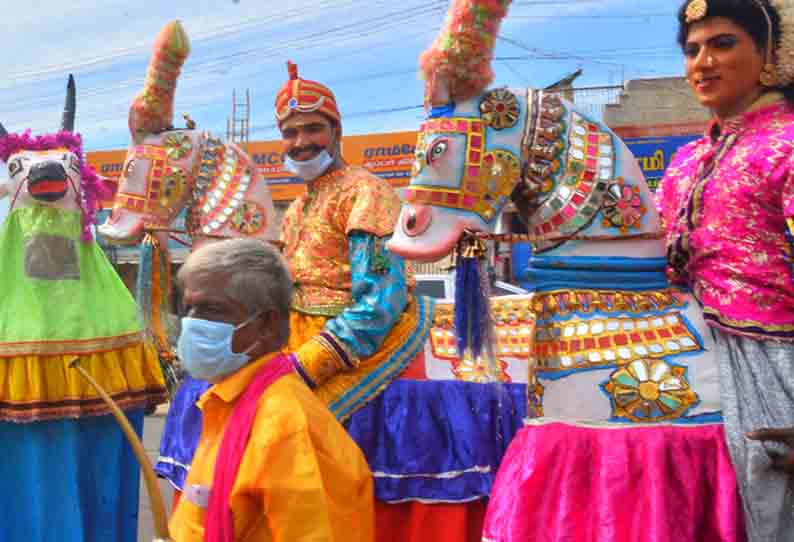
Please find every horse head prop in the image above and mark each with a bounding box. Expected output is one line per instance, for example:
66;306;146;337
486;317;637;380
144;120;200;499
387;0;658;262
98;20;277;247
388;0;720;425
98;21;278;384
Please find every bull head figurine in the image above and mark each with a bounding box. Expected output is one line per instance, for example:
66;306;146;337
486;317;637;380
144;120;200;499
0;74;109;243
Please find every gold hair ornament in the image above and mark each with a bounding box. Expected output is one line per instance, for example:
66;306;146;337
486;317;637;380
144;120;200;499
685;0;707;23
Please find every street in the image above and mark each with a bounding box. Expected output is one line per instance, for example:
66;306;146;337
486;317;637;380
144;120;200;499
138;412;174;542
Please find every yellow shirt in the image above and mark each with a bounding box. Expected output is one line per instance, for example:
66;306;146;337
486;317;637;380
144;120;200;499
169;353;375;542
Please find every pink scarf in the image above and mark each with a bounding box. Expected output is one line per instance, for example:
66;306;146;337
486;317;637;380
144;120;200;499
205;353;295;542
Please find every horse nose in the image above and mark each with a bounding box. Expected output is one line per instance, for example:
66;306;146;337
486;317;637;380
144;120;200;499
27;161;69;202
402;204;433;237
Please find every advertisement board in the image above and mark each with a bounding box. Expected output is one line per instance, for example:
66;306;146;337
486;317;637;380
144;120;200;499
623;135;699;192
87;131;418;203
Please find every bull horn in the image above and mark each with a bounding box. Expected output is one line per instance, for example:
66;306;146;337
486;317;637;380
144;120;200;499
62;74;76;132
129;20;191;142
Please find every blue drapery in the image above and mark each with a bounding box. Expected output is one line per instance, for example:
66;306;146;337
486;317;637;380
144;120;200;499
0;410;144;542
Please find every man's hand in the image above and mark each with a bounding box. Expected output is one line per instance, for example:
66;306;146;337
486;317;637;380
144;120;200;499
747;428;794;475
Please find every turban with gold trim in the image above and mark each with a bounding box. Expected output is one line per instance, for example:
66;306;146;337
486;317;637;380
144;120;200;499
274;61;341;126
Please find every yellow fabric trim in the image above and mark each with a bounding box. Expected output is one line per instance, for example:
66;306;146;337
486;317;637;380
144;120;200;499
288;299;422;420
294;335;347;387
0;331;143;357
0;342;167;422
703;306;794;333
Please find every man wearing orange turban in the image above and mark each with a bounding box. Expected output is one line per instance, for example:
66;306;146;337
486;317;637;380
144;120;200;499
276;62;432;418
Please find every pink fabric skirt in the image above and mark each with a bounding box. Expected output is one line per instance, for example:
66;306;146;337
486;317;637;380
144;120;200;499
483;420;745;542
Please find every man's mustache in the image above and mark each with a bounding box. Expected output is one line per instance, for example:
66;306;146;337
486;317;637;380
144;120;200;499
288;144;325;159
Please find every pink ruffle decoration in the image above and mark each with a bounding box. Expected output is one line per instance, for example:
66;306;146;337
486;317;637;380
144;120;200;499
483;421;746;542
0;130;111;242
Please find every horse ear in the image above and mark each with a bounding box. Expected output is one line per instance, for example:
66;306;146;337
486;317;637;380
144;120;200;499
0;121;7;137
61;74;76;132
129;20;191;141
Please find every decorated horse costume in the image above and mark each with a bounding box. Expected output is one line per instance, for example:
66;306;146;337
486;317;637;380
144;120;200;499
105;20;535;542
0;76;166;542
97;20;281;493
387;1;745;540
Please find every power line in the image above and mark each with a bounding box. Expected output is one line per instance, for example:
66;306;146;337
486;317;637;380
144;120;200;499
1;2;445;114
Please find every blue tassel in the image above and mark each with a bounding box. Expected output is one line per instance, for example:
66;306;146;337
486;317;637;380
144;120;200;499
136;237;154;328
454;252;486;358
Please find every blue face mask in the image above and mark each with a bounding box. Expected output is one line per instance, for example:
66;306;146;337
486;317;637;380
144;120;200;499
283;150;334;181
177;311;261;381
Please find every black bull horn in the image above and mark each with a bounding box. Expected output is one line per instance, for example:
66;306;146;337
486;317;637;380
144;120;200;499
62;74;76;133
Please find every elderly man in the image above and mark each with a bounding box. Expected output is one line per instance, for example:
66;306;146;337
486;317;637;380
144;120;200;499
168;238;373;542
275;61;431;418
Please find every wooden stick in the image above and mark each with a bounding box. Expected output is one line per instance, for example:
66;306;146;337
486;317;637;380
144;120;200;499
69;359;173;542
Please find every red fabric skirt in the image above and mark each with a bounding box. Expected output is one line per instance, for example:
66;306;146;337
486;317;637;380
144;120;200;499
375;500;487;542
171;492;487;541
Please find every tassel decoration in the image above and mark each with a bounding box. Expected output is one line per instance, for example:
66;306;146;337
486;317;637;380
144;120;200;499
137;233;179;396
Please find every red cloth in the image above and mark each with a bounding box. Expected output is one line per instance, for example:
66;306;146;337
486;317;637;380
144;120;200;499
204;354;294;542
375;500;487;542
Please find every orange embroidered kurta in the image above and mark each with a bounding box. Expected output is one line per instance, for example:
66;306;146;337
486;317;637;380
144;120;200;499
277;165;433;421
281;166;402;314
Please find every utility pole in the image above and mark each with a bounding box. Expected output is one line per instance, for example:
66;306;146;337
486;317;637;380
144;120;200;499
227;89;251;150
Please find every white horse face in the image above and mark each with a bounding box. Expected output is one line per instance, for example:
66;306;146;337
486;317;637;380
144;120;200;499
1;148;82;214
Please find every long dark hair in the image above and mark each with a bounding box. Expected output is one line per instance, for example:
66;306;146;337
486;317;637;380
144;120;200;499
677;0;794;105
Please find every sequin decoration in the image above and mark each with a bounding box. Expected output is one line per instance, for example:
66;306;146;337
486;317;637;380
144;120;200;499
602;177;647;232
230;201;266;235
194;137;252;236
479;88;520;130
603;359;698;422
452;355;510;383
430;297;535;361
160;167;187;210
534;311;701;373
404;117;521;222
527;102;615;251
163;132;193;160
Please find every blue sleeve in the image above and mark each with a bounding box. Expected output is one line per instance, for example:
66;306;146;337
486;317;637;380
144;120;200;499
324;231;409;359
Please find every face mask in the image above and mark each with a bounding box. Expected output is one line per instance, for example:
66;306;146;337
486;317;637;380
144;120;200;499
177;311;261;381
283;150;334;181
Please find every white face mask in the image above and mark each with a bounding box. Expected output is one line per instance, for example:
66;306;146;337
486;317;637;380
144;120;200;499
176;311;262;381
283;150;334;181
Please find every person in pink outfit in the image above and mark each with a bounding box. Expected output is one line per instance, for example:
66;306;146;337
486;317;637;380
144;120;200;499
659;1;794;539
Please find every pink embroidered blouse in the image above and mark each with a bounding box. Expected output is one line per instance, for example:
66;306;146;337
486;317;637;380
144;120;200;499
657;99;794;340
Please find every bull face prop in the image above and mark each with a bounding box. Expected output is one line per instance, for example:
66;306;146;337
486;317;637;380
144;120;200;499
0;74;108;243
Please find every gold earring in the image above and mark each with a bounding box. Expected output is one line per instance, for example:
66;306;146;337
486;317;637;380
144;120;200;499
760;63;780;87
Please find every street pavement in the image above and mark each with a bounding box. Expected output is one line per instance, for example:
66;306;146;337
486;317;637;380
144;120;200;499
138;410;174;542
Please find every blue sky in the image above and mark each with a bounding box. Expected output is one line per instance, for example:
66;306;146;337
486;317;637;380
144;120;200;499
0;0;687;155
